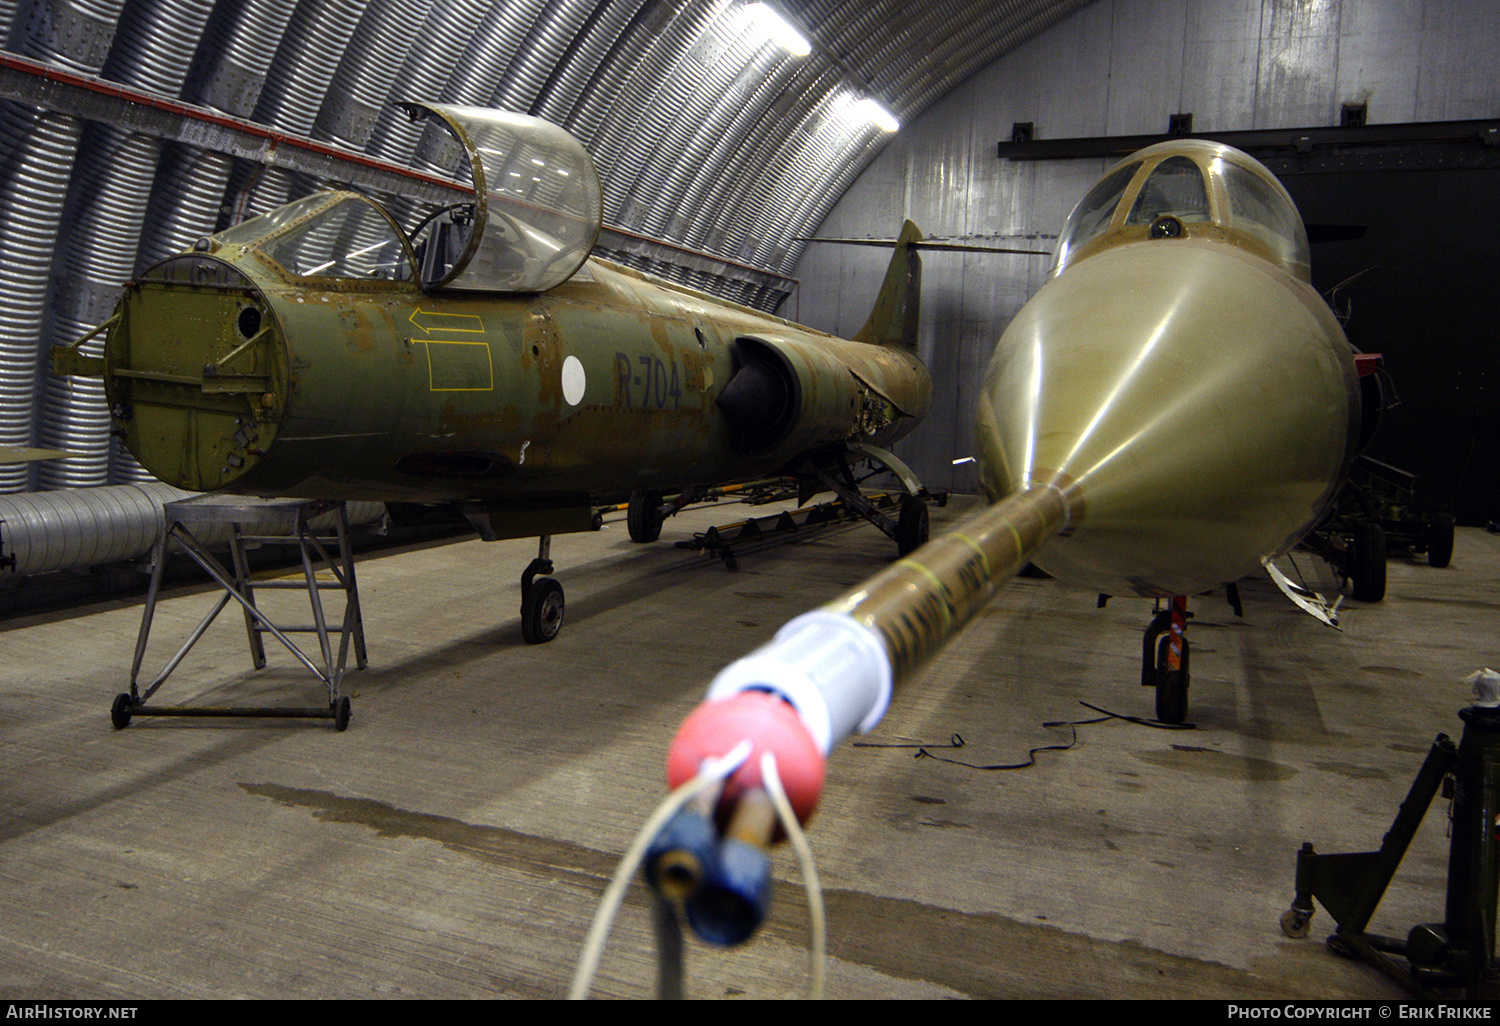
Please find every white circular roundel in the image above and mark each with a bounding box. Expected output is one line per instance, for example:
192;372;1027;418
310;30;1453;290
562;355;587;406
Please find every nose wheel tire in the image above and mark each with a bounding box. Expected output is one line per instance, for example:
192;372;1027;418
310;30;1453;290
521;577;565;644
1155;635;1190;725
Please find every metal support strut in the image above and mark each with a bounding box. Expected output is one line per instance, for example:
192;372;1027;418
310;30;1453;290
111;495;366;731
1282;702;1500;1000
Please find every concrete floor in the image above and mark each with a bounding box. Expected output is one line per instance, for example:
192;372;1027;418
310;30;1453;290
1;494;1496;999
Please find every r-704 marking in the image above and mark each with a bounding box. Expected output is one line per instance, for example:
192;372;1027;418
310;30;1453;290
615;351;684;410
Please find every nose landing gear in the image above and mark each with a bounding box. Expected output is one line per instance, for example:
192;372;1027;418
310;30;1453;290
521;535;564;644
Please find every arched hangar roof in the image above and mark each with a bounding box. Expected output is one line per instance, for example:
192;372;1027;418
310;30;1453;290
0;0;1089;490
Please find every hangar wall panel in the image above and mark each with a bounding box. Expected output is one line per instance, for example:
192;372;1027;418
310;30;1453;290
795;0;1500;499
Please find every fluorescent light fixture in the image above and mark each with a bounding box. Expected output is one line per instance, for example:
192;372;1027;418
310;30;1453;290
850;97;900;133
952;456;976;465
747;2;811;56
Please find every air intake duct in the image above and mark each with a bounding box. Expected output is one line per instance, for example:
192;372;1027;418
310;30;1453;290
715;337;799;454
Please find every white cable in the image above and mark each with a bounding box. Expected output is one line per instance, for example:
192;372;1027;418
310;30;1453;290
568;740;751;1000
760;752;827;1000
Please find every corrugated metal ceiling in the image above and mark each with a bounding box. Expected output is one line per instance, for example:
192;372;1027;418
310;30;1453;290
0;0;1091;490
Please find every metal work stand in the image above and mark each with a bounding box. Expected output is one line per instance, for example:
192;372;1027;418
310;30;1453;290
1281;704;1500;999
110;496;367;731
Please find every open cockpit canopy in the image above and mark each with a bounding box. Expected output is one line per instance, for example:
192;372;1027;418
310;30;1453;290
397;102;603;293
1053;139;1310;280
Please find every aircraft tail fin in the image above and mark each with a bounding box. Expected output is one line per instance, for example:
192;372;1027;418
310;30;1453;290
852;219;923;354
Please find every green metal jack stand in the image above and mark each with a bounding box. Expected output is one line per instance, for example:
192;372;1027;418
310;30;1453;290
1281;704;1500;1000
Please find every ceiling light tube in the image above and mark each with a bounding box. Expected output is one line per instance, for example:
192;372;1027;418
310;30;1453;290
850;97;900;133
747;2;812;57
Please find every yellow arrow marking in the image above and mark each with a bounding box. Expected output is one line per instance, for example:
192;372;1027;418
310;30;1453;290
408;308;484;335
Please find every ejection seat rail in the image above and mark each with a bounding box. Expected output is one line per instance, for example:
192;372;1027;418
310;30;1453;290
112;496;366;731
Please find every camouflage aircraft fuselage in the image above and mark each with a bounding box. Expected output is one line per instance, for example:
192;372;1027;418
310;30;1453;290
102;223;929;533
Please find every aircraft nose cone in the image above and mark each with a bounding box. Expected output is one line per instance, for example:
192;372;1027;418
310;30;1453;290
977;240;1357;597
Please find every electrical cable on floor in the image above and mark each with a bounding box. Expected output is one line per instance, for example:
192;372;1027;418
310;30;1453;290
853;726;1080;770
568;740;750;1000
852;699;1196;771
1072;699;1197;730
761;751;826;1000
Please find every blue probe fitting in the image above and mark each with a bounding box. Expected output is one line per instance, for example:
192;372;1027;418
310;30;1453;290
644;808;719;903
683;837;773;947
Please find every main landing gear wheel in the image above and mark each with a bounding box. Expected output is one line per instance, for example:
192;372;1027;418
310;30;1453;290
110;693;133;730
333;696;352;732
521;577;565;644
896;494;929;556
1428;513;1455;569
1155;635;1190;725
627;490;664;543
1350;521;1387;602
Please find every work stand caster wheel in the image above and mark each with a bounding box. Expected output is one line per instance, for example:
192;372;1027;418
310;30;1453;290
1280;906;1313;939
521;577;565;644
110;693;134;730
333;696;352;732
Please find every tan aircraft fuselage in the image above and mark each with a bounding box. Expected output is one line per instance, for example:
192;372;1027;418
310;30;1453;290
977;139;1358;598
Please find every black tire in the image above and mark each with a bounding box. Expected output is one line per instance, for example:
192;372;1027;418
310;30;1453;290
1427;513;1455;569
1280;907;1313;940
521;577;565;644
1350;522;1387;602
627;490;664;543
896;495;929;556
1141;611;1172;688
333;696;352;732
1155;635;1190;725
110;693;133;730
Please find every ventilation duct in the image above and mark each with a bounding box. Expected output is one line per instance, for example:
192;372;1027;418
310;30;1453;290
0;483;386;576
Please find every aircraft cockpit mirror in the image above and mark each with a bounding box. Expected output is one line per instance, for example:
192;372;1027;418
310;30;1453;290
397;102;603;293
